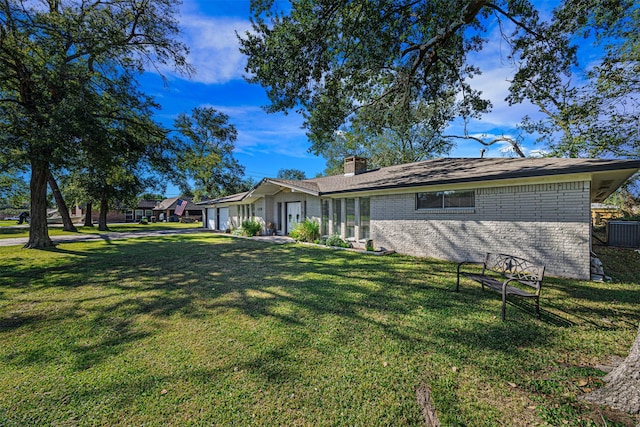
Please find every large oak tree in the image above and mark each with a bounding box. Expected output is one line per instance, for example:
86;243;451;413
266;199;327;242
0;0;189;248
172;107;248;199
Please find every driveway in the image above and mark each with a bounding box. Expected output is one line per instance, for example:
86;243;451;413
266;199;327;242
0;228;294;247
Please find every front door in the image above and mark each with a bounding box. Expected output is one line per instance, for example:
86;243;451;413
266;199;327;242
286;202;302;234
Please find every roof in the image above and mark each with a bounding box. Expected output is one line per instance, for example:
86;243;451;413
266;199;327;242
155;196;200;211
197;192;250;205
138;199;161;209
308;158;640;194
203;158;640;205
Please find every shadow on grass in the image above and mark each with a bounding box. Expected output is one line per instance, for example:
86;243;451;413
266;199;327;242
1;234;639;424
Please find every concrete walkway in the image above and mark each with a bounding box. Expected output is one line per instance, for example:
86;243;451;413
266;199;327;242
0;227;295;247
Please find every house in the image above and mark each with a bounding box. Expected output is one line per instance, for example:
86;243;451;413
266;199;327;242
199;157;640;279
153;196;204;222
591;203;622;226
71;199;161;223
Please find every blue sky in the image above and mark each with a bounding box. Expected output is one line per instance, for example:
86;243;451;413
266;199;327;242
141;0;554;196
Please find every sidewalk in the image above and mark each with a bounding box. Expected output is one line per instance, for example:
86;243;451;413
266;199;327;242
0;227;209;247
0;228;295;247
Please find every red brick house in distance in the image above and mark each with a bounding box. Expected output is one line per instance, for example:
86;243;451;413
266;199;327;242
70;196;204;224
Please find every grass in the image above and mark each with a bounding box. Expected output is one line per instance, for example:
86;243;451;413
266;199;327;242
0;221;201;239
0;234;639;426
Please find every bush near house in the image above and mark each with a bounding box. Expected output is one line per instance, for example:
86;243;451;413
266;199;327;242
289;219;320;242
241;219;262;236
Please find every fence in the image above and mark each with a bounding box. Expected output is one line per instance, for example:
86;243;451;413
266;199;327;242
607;221;640;248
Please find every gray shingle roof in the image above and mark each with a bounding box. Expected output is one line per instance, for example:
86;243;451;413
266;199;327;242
203;157;640;204
308;157;640;194
198;192;249;205
155;196;200;210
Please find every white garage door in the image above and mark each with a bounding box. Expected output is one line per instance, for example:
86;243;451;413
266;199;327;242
218;207;229;231
206;208;216;230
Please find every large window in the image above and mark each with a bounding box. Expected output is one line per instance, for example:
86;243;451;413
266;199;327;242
345;198;355;238
321;200;330;235
332;199;342;235
359;197;370;239
416;190;475;210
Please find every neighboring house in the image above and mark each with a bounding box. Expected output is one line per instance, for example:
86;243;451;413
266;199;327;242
71;199;161;223
591;203;622;226
200;157;640;279
153;196;204;222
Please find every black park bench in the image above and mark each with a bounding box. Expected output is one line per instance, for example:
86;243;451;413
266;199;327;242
456;253;545;321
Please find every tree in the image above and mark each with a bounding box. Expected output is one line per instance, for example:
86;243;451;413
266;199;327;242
0;169;28;208
0;0;189;248
173;107;246;199
582;323;640;414
68;77;169;231
47;172;77;232
320;101;456;174
239;0;546;160
277;169;307;180
507;0;639;158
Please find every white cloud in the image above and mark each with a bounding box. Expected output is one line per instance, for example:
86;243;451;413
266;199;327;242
200;104;313;158
179;16;251;84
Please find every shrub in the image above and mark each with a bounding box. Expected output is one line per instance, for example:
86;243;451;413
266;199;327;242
241;219;262;236
289;219;320;242
325;234;349;248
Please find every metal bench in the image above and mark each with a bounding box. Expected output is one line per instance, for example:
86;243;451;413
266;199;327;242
456;253;545;321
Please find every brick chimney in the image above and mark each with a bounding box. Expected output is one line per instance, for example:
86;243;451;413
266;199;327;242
344;156;367;176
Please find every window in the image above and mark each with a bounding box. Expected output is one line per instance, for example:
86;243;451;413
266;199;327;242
346;198;355;238
333;199;342;236
416;190;475;210
321;200;330;235
359;197;370;239
277;203;283;231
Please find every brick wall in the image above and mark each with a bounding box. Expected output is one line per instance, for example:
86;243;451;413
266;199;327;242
371;181;591;279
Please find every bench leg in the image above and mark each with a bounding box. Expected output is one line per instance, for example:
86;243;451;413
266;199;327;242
535;298;540;319
501;292;507;321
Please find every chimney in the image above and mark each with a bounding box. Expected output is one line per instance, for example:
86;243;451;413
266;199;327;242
344;156;367;176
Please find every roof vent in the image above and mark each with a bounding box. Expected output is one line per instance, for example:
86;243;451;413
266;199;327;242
344;156;367;176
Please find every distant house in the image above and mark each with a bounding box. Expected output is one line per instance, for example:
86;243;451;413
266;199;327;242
591;203;622;226
153;196;204;222
200;157;640;279
71;199;162;223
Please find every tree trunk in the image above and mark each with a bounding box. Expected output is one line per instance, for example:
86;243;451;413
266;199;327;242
583;323;640;415
98;197;109;231
84;202;94;227
25;160;54;249
47;173;78;232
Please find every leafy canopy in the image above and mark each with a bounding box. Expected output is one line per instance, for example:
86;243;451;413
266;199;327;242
173;107;248;199
241;0;639;162
240;0;543;156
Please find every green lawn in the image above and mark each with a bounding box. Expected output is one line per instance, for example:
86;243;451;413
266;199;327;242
0;234;638;426
0;221;201;239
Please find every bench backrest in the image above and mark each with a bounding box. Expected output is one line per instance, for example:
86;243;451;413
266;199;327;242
482;253;545;289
